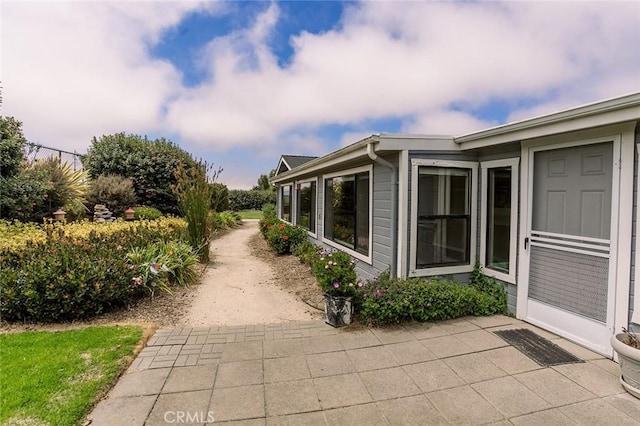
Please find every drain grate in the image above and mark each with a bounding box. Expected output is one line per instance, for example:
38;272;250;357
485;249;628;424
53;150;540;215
493;328;584;367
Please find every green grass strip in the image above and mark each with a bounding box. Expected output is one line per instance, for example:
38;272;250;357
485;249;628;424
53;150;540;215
237;210;263;219
0;325;143;425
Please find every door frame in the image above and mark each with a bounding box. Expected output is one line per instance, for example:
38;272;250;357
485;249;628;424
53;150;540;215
516;130;628;356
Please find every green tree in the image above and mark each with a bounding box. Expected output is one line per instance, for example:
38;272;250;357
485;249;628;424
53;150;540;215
82;133;197;214
0;116;49;221
254;169;275;192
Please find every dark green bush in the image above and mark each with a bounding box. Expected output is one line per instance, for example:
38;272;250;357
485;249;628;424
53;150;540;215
83;133;197;214
355;272;506;325
0;223;184;322
134;206;162;220
265;221;308;254
262;203;276;219
228;189;275;211
86;174;137;217
313;249;358;296
469;260;508;313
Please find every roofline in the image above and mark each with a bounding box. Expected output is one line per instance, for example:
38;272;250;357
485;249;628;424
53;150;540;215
455;92;640;144
271;135;379;183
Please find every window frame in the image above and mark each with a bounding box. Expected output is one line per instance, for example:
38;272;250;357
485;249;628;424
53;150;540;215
480;158;519;284
295;177;318;238
410;159;478;277
322;165;373;264
278;183;293;224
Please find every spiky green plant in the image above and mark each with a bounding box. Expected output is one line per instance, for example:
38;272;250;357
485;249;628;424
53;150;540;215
172;161;221;262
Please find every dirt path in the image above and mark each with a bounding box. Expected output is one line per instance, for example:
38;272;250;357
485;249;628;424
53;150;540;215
180;221;318;326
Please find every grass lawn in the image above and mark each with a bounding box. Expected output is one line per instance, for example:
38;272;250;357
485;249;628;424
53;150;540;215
0;325;143;426
237;210;263;220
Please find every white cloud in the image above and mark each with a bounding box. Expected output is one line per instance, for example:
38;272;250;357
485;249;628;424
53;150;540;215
2;0;639;189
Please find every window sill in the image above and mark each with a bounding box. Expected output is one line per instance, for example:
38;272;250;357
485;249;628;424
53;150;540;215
409;264;473;277
322;238;372;265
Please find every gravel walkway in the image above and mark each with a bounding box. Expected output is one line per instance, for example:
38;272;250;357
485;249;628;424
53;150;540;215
180;220;318;327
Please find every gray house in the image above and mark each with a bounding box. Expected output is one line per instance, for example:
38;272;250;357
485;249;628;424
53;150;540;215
271;92;640;357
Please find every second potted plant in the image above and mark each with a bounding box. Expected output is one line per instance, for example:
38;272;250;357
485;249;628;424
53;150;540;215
314;249;358;327
611;328;640;399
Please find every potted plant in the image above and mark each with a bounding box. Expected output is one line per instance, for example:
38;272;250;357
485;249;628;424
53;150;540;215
611;328;640;399
313;249;359;327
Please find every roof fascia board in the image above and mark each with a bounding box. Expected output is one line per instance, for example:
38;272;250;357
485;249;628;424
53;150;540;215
271;136;378;183
377;135;458;151
455;93;640;149
457;103;640;151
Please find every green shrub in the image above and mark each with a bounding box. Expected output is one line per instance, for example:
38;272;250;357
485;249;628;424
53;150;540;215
265;221;307;254
313;249;358;296
86;174;136;217
259;215;280;238
355;272;506;325
126;240;198;296
83;133;197;214
133;206;162;220
291;239;320;266
31;158;88;218
262;203;276;219
62;199;89;222
0;222;186;322
228;189;275;211
219;211;241;228
469;260;508;313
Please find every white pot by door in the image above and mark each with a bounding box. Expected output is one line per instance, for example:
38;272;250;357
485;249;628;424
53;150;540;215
523;140;619;357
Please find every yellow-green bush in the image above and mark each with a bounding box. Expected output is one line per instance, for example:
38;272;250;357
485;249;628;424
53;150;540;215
0;217;191;322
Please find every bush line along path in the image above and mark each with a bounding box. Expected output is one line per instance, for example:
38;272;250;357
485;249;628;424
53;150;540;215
180;220;321;326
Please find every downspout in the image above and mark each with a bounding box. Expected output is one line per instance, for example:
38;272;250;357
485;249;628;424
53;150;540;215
367;142;398;277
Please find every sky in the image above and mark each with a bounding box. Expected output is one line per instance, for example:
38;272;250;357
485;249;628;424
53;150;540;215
2;0;639;189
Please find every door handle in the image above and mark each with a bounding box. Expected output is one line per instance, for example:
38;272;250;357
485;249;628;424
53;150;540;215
524;237;529;250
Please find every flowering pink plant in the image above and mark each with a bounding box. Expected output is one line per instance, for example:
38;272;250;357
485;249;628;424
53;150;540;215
313;249;360;297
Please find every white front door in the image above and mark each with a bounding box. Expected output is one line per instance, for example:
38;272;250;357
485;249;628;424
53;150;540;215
524;140;618;356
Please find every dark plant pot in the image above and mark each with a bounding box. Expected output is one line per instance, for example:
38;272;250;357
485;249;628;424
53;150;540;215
611;333;640;399
323;293;353;328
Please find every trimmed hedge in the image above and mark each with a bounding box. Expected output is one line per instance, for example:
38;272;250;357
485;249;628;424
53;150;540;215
355;271;507;325
229;189;275;211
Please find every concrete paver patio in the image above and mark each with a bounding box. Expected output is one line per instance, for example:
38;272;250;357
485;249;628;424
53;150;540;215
88;315;640;425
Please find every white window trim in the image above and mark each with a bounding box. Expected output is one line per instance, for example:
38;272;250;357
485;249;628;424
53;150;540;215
632;142;640;325
322;165;373;264
479;158;519;284
278;183;293;225
410;159;478;277
295;177;318;239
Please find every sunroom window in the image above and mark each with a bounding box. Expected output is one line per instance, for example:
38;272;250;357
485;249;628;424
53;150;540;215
324;169;370;258
296;181;316;234
280;184;292;222
480;158;518;283
416;167;471;268
486;167;511;273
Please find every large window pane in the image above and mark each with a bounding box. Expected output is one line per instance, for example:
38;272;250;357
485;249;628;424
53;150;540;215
296;181;316;232
416;167;470;268
324;172;369;256
281;185;291;222
486;167;511;273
